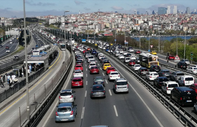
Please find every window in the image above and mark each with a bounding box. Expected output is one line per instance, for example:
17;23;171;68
58;107;71;112
116;81;127;85
60;93;71;96
185;77;193;81
93;86;104;90
168;84;178;88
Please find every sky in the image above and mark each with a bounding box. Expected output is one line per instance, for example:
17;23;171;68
0;0;197;18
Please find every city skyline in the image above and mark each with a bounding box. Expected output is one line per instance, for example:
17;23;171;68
0;0;197;18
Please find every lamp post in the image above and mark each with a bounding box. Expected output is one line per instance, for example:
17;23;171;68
23;0;29;121
64;11;69;47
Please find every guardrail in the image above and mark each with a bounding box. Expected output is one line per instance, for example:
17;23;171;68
86;43;197;127
22;46;73;127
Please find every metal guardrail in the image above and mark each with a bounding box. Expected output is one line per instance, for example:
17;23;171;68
85;43;197;127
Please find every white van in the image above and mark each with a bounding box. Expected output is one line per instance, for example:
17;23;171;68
177;75;194;86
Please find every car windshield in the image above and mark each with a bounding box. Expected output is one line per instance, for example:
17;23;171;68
168;84;178;88
60;93;71;96
159;78;169;82
57;107;71;112
93;86;104;90
116;81;127;85
185;77;193;81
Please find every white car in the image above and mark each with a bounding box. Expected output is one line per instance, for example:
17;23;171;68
124;57;130;63
89;62;97;69
187;66;197;74
161;81;179;94
118;55;125;59
128;49;134;53
133;64;141;71
115;53;120;57
119;50;123;54
145;72;159;81
123;51;128;56
73;69;83;78
87;56;95;63
108;71;120;81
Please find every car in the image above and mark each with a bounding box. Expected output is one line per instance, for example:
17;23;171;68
138;67;148;75
118;55;125;59
149;65;161;72
87;56;95;63
170;71;185;81
115;53;120;57
158;69;171;78
133;64;141;71
135;50;141;54
76;60;83;65
102;59;110;64
71;77;83;88
171;87;196;106
76;56;83;62
177;75;194;86
180;59;190;65
10;41;12;44
161;81;179;94
177;61;188;69
89;62;97;69
113;78;129;93
128;59;136;66
123;51;128;56
108;71;120;81
55;102;77;122
124;57;130;63
75;64;83;71
128;48;134;53
151;51;157;55
90;66;99;74
103;63;111;71
0;44;3;48
59;89;75;103
93;76;105;86
73;69;83;78
91;125;109;127
187;66;197;74
90;84;106;98
194;102;197;113
153;76;169;88
168;55;175;60
189;83;197;94
106;67;116;75
145;72;159;81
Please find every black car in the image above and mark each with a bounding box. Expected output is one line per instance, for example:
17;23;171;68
177;61;187;69
90;84;106;98
171;87;196;106
138;67;148;75
76;60;83;65
149;65;161;72
93;76;105;86
170;71;184;81
158;69;171;78
153;76;169;88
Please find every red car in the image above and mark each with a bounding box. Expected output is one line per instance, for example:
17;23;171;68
90;66;99;74
71;77;83;88
106;67;116;75
135;50;141;54
83;50;87;54
128;60;136;66
75;64;83;71
189;83;197;94
168;55;175;60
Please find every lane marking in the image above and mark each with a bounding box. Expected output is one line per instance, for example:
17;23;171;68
86;81;88;85
81;107;85;119
113;105;118;117
86;68;87;71
85;90;87;97
0;49;63;115
102;72;105;76
128;83;163;127
109;89;112;96
98;64;100;66
100;67;102;70
86;74;88;77
105;79;108;84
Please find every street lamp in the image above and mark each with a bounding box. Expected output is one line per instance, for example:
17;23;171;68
64;11;69;47
23;0;30;121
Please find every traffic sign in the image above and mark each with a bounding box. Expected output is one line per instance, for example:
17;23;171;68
174;55;180;62
150;45;153;48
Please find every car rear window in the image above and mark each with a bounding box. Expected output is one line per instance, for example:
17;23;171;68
111;73;119;75
57;107;71;112
91;67;98;69
60;93;71;96
159;78;169;82
73;79;81;81
177;73;184;76
168;84;178;88
185;77;193;81
93;86;104;90
116;81;127;85
76;65;81;67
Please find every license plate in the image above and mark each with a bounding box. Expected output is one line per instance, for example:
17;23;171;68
187;100;192;102
61;119;68;121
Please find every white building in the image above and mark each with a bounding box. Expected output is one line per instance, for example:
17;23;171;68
173;6;177;14
167;6;171;14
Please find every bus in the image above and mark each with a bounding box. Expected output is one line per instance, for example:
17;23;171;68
139;52;159;68
59;43;66;51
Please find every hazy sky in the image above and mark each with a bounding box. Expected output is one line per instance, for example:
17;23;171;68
1;0;196;17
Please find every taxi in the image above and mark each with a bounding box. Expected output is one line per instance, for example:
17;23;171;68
151;51;157;55
103;63;111;71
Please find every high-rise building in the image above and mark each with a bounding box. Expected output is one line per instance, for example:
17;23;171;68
167;6;171;14
186;7;190;14
173;6;177;14
158;7;167;15
152;10;155;15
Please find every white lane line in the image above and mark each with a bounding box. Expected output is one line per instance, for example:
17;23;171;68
100;67;102;70
113;105;118;117
109;89;112;96
105;79;108;84
102;72;105;76
98;64;100;66
86;81;88;85
128;83;163;127
86;74;88;77
81;107;85;119
85;90;87;97
86;68;87;71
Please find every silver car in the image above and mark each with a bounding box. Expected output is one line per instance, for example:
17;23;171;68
59;89;75;103
113;78;129;93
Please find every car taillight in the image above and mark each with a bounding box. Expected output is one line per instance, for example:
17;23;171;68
70;111;73;115
59;96;62;99
166;87;168;90
180;97;182;100
149;76;152;78
183;80;185;84
127;84;129;88
115;85;117;88
70;95;73;98
196;96;197;100
110;76;112;77
56;112;58;116
118;75;120;77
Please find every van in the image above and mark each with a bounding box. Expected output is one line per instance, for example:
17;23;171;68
177;75;194;86
171;87;196;106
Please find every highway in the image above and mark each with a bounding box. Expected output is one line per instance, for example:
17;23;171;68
38;49;183;127
0;47;70;127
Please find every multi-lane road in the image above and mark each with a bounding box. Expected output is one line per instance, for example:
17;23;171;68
38;49;183;127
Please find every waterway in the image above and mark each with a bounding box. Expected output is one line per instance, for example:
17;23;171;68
131;36;195;41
